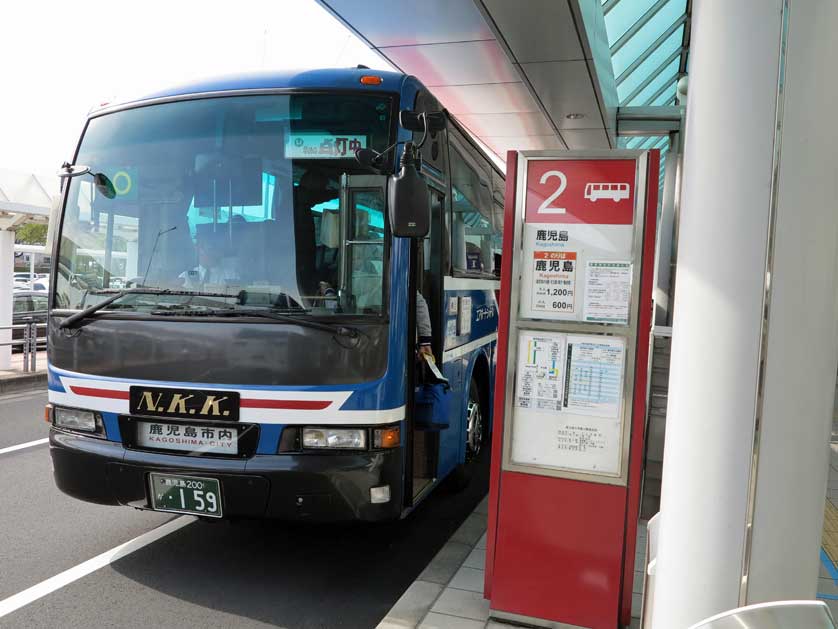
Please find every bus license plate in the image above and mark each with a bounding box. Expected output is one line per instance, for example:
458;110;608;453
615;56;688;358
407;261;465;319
149;473;222;518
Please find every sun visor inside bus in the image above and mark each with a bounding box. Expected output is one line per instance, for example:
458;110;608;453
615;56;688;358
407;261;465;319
193;155;262;208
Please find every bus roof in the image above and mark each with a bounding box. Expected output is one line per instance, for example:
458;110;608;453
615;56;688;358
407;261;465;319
92;67;409;114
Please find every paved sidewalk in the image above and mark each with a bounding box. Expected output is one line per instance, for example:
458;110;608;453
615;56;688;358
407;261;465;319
377;495;647;629
377;495;494;629
0;350;47;394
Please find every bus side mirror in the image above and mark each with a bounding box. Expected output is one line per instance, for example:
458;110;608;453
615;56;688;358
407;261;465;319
388;142;430;238
400;110;447;134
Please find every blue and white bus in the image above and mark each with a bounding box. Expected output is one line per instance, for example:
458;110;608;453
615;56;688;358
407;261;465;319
47;68;504;521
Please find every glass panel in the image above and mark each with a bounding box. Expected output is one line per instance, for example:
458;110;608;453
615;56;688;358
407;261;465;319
31;294;49;311
13;296;30;313
618;30;683;103
56;93;393;317
347;189;385;313
605;0;658;45
650;84;678;107
604;0;688;107
451;147;494;276
611;1;686;77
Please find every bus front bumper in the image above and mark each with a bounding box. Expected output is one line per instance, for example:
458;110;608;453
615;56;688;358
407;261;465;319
49;429;404;522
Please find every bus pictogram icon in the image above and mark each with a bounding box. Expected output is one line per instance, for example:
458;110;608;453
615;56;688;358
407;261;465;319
584;182;630;202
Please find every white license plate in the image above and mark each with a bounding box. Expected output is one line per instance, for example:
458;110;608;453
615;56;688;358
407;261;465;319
136;421;238;455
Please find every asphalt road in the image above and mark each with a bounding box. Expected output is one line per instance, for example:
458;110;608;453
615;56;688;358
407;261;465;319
0;388;489;629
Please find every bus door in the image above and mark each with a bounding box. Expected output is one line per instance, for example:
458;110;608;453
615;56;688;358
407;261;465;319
410;184;446;500
408;90;449;502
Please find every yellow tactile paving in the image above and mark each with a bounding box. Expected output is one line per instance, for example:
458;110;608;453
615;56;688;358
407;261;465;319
822;499;838;565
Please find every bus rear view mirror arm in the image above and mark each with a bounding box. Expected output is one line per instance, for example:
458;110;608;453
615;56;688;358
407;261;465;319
57;162;116;199
388;142;430;239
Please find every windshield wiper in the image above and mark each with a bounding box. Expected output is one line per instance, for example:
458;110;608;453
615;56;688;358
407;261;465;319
87;288;235;298
150;307;360;339
59;288;177;329
59;288;239;329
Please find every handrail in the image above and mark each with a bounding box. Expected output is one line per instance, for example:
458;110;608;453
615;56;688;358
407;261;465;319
0;321;46;372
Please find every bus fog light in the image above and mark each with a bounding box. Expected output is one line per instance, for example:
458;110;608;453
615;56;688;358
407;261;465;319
370;485;390;504
53;407;100;433
302;427;367;449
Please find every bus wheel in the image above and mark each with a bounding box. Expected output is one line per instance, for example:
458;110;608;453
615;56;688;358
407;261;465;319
451;377;483;490
465;380;484;462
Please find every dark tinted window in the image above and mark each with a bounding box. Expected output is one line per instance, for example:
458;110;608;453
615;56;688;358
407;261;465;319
13;296;31;313
450;143;494;276
31;294;49;310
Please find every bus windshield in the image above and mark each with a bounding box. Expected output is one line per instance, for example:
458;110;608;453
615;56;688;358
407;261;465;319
55;93;393;317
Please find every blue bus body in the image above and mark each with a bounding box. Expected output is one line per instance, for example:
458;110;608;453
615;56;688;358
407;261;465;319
47;68;503;521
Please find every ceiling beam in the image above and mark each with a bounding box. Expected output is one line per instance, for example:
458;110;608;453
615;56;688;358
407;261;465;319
617;105;683;135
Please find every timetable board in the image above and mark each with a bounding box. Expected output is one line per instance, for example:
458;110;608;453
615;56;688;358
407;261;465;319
502;152;648;483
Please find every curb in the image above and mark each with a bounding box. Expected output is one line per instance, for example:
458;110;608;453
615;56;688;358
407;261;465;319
0;372;47;396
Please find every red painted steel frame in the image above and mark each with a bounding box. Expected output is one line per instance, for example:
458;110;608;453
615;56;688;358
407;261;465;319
619;150;659;626
485;150;518;598
484;151;660;629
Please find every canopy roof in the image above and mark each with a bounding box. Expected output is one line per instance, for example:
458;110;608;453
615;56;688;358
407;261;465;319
0;169;55;230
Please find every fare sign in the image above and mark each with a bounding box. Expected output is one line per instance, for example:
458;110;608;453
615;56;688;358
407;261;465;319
525;159;636;225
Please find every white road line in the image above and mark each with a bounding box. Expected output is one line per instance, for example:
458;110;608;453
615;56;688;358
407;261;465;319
0;438;48;455
0;516;195;619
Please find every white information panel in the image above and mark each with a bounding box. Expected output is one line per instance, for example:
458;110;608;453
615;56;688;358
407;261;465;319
519;223;634;323
502;152;650;484
510;331;626;476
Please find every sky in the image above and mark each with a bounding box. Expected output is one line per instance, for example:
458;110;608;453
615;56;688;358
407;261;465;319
0;0;391;177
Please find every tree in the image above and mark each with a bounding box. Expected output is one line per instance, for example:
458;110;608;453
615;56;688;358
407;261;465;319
15;223;48;245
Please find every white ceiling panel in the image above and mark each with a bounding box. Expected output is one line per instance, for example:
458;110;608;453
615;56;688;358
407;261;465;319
560;128;610;149
455;112;555;137
484;135;565;155
430;83;539;115
520;60;603;128
383;40;519;87
322;0;493;47
317;0;619;161
481;0;583;63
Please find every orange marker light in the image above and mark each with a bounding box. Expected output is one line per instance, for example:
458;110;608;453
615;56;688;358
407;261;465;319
374;426;400;448
360;75;383;86
44;403;53;423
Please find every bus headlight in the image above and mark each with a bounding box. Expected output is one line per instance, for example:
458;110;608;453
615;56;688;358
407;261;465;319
302;427;367;450
53;407;102;435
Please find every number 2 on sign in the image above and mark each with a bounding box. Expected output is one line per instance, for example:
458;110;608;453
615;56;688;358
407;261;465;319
538;170;567;214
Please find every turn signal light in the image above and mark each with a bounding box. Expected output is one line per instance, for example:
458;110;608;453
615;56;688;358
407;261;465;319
373;426;400;449
44;404;52;423
360;75;383;85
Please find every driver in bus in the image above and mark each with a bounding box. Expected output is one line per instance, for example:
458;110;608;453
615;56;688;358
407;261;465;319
180;235;240;287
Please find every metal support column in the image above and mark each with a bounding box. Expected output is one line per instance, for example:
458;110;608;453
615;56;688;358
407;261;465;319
651;0;838;626
0;230;14;370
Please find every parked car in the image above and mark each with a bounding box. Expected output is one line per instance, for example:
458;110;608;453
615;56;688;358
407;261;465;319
30;277;49;292
13;272;34;283
12;291;48;351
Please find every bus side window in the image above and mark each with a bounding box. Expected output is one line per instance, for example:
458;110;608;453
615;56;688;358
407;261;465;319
492;200;503;278
491;169;505;279
450;145;493;277
347;189;385;313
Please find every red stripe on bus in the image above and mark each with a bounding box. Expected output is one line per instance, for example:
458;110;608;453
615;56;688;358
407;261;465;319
67;386;330;411
69;386;129;400
240;399;331;410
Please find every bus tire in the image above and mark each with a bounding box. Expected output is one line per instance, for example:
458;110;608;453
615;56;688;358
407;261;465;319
451;376;485;491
